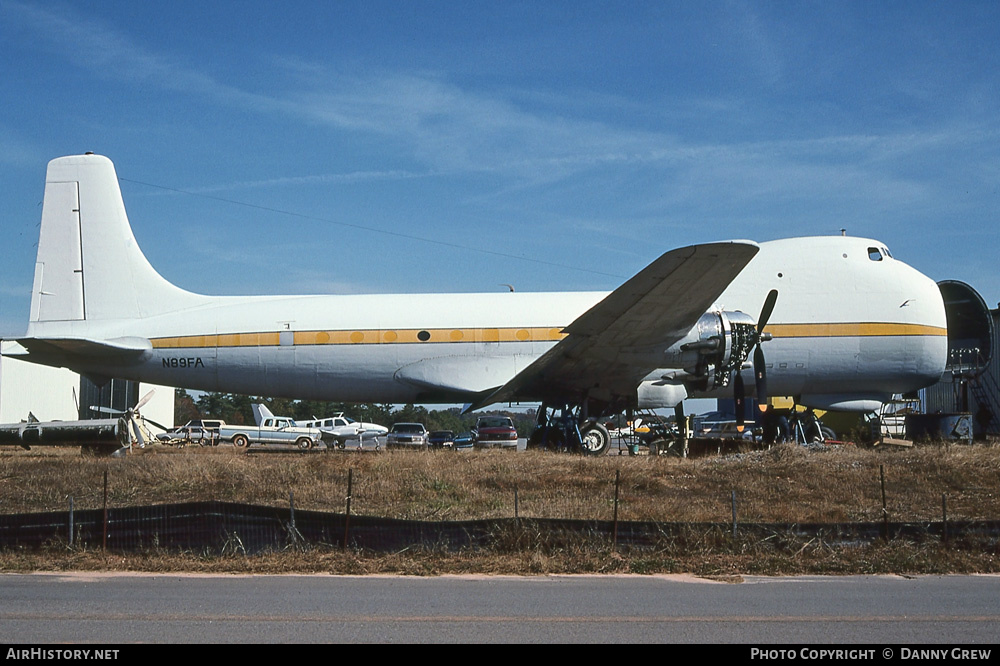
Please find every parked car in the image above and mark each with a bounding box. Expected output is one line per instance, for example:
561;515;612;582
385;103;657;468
428;430;456;448
453;432;474;449
386;423;429;448
472;416;518;449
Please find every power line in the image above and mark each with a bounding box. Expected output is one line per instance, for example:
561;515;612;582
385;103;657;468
119;177;627;280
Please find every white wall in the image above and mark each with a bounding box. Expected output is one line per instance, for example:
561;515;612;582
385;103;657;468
0;349;79;422
0;342;174;428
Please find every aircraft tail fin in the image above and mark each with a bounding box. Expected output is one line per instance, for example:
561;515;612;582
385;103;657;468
28;154;205;327
252;403;274;426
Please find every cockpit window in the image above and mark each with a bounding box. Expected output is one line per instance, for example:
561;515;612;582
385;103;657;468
868;247;883;261
882;246;892;258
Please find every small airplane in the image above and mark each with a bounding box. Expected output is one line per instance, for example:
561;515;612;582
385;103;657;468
251;403;388;447
0;391;164;456
2;154;972;455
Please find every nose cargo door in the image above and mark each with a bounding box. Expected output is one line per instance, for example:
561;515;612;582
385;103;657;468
935;281;997;433
938;280;994;375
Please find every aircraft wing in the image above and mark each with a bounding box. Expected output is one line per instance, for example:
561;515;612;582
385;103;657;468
466;241;759;411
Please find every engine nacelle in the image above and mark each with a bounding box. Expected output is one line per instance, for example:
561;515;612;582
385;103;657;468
669;310;758;390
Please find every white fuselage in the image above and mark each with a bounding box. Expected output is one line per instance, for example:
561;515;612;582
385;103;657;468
25;236;948;407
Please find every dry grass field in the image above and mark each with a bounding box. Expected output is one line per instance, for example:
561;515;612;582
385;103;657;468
1;442;998;575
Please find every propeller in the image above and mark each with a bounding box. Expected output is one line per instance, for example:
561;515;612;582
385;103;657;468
89;390;166;449
734;289;778;433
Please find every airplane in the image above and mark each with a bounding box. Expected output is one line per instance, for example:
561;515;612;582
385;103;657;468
0;391;163;456
1;153;970;455
251;403;388;447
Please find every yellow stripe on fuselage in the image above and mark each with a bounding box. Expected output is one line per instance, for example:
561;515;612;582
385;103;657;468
766;323;946;338
151;327;568;349
152;332;281;348
149;322;946;349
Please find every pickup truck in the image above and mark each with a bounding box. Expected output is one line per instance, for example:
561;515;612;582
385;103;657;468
219;417;322;450
472;416;518;449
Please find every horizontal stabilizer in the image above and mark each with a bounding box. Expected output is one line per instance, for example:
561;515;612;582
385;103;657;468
13;336;152;358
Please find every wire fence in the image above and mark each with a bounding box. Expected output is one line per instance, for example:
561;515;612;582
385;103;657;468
2;501;998;554
1;463;998;554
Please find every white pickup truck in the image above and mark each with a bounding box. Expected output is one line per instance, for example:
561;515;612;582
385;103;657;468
219;417;322;450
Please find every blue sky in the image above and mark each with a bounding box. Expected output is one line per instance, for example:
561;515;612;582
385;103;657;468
2;1;999;339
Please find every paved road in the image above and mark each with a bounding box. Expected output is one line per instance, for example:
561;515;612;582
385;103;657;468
1;573;998;643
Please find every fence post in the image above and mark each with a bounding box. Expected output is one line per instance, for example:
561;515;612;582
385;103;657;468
68;496;74;547
342;468;353;550
880;464;889;540
102;469;109;551
942;493;948;545
514;486;519;524
731;490;738;537
612;469;620;552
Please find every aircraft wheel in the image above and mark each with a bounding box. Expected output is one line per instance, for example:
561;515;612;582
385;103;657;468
297;437;313;450
233;434;250;449
580;423;610;456
820;426;836;442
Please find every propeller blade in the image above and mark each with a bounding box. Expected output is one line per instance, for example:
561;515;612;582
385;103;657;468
754;345;768;413
134;389;155;412
130;417;147;448
734;371;746;433
752;289;777;421
91;405;123;416
757;289;778;334
144;417;170;432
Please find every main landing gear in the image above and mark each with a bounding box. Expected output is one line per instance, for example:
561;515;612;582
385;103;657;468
527;404;612;456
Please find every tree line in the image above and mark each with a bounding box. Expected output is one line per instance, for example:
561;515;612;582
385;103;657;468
174;389;537;435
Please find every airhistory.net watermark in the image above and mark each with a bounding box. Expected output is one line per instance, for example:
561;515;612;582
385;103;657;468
6;649;119;660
